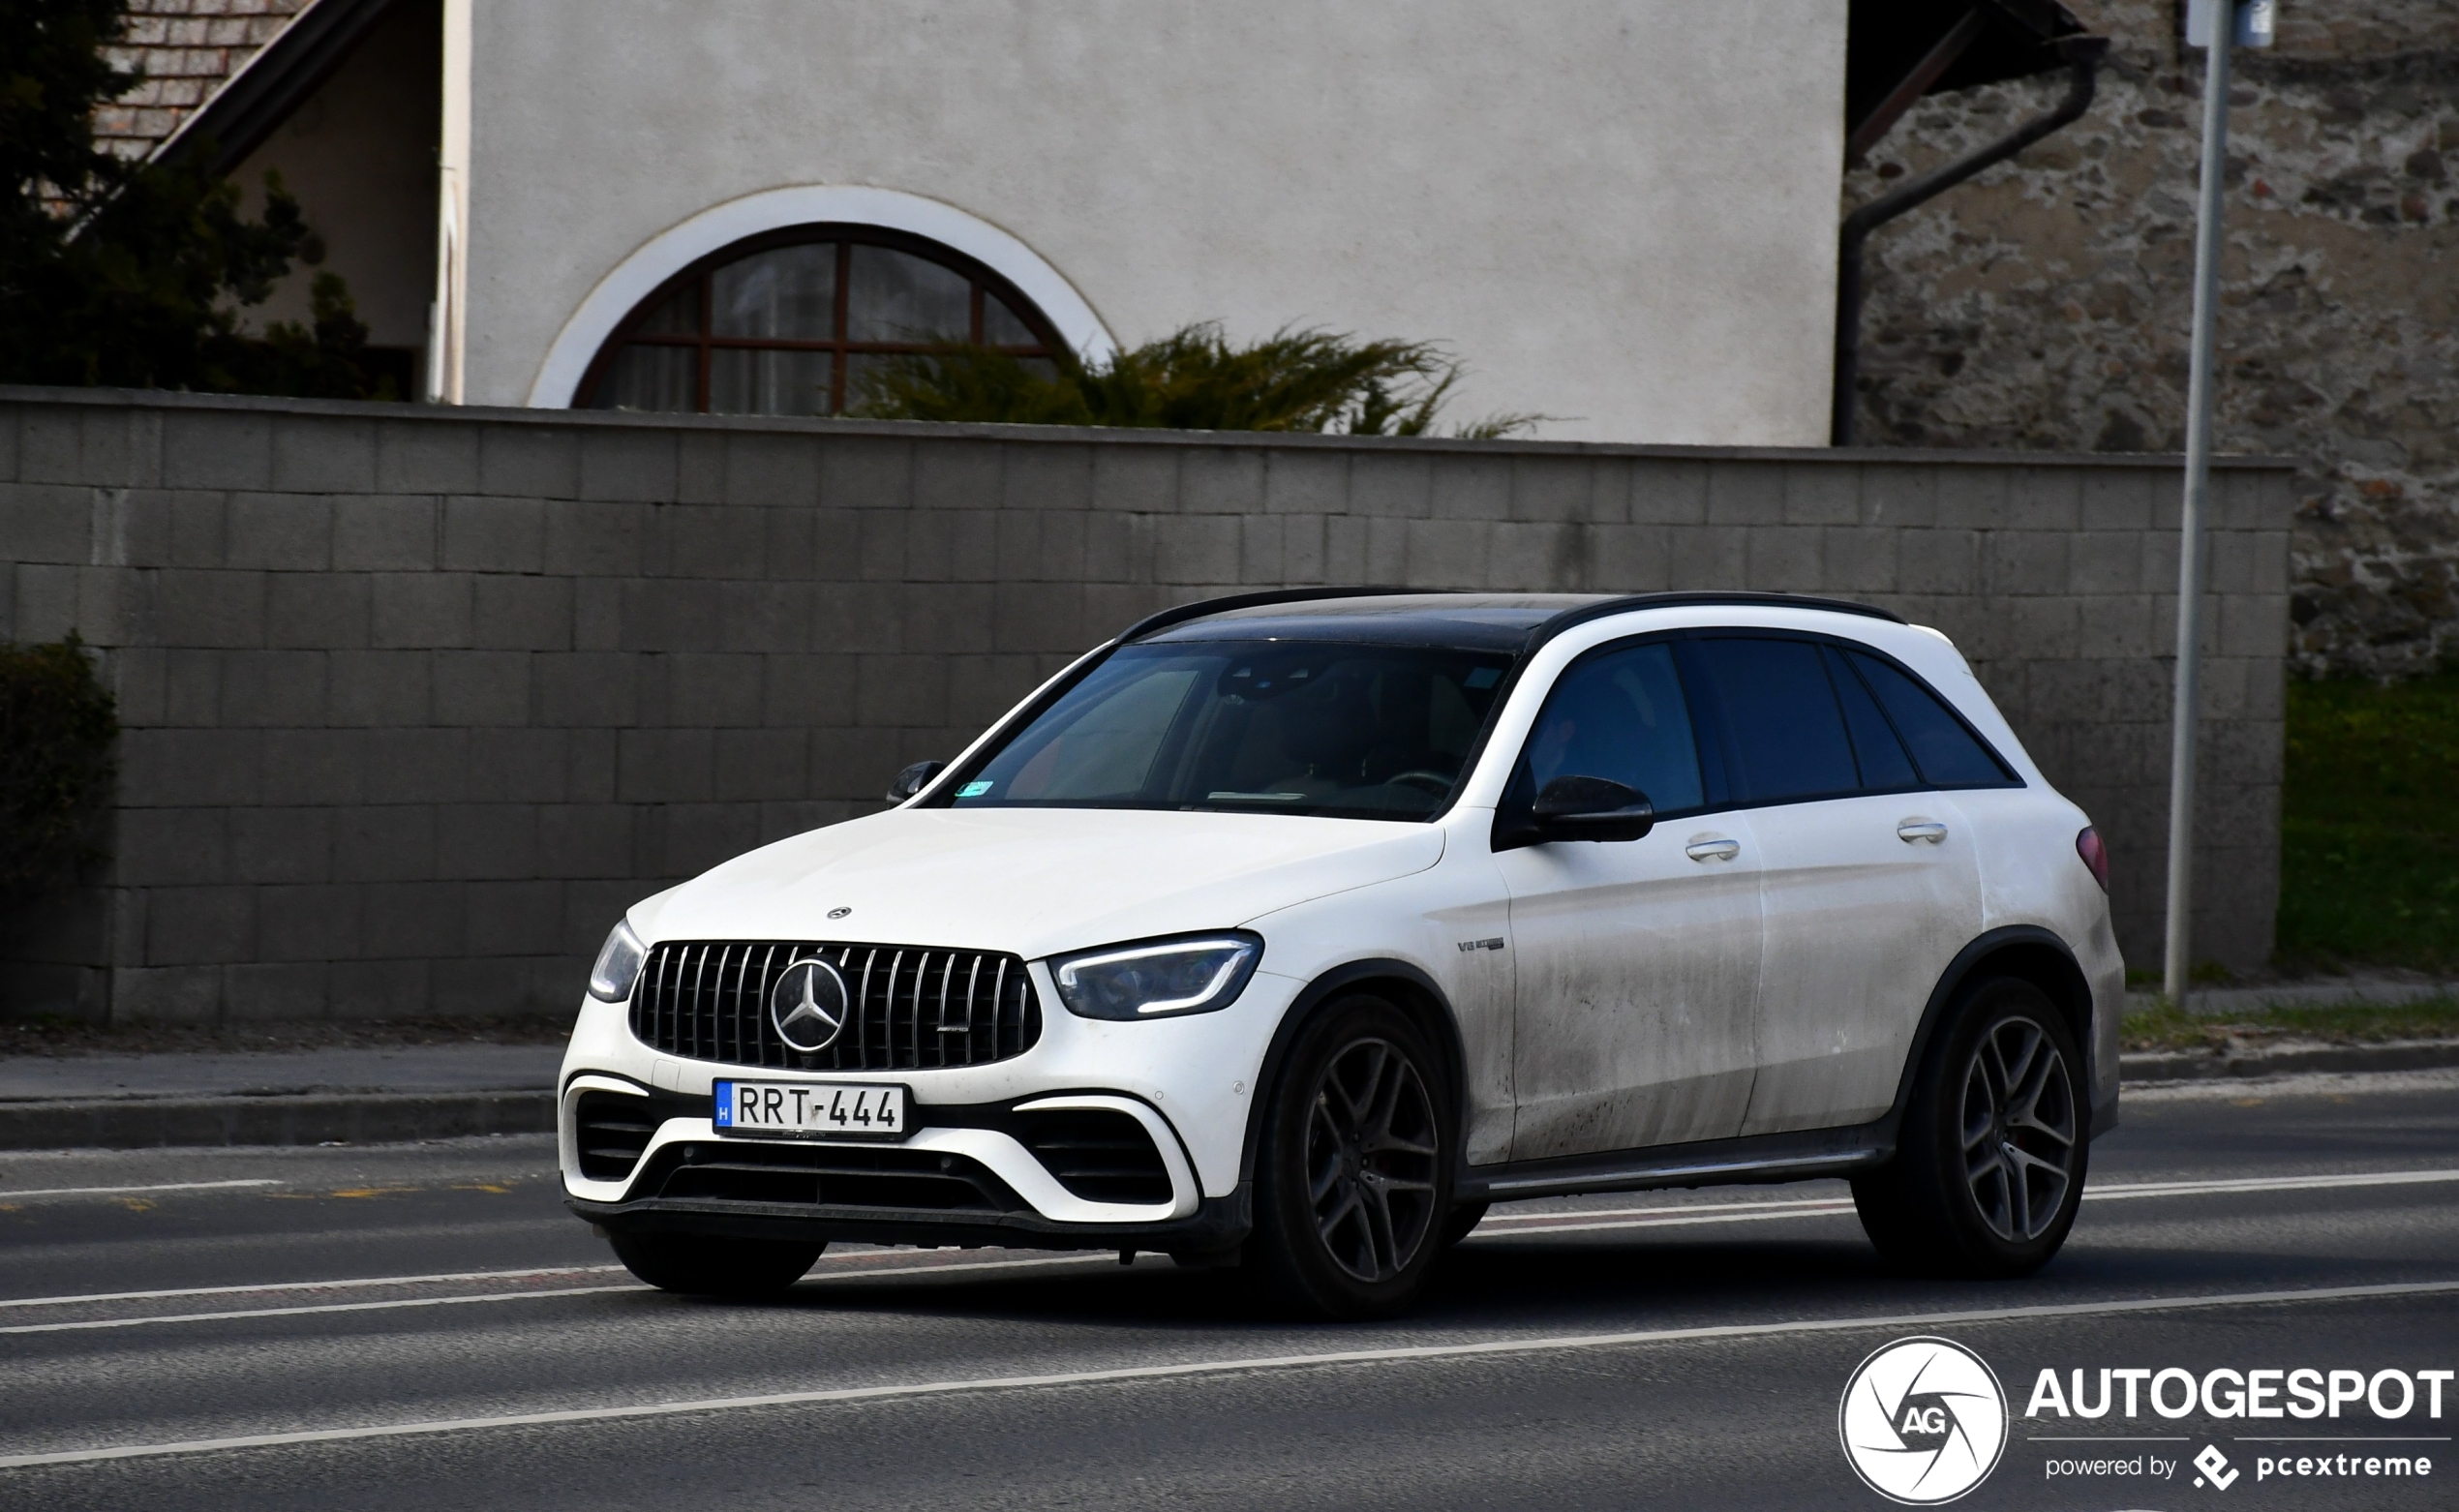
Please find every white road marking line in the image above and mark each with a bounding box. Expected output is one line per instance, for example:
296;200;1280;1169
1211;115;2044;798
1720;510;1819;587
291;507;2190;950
0;1287;643;1337
0;1265;627;1311
0;1179;281;1200
0;1256;1116;1335
5;1277;2453;1470
2080;1167;2459;1200
0;1245;1072;1313
1470;1167;2459;1237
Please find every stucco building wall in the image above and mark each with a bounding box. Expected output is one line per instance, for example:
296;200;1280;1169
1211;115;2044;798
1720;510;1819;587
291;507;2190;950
1846;0;2459;676
458;0;1850;447
1;389;2290;1024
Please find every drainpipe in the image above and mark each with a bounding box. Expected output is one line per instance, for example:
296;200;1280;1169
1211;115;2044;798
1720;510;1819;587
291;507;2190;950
1831;36;2108;446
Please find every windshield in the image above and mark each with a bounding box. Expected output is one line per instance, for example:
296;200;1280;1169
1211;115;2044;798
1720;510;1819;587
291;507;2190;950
942;642;1516;820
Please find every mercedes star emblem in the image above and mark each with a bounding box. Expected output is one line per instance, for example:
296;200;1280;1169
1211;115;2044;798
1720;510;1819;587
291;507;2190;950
770;955;851;1053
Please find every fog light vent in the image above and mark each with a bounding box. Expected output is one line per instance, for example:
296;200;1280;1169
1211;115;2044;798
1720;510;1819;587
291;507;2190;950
574;1091;657;1182
1017;1109;1171;1206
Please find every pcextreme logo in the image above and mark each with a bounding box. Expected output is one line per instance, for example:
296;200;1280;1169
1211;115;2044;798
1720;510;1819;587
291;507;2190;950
1839;1336;2010;1504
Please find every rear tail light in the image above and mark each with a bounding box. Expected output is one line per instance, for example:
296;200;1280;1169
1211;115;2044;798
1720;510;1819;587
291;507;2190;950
2075;826;2110;892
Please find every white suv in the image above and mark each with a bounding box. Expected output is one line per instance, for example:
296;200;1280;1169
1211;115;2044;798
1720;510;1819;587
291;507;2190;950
562;590;2122;1317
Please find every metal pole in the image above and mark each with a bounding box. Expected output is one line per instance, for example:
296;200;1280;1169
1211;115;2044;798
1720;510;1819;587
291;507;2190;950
2164;10;2235;1006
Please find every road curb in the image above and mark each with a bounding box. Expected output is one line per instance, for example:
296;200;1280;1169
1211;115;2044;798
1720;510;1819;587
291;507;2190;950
0;1089;556;1151
2122;1039;2459;1084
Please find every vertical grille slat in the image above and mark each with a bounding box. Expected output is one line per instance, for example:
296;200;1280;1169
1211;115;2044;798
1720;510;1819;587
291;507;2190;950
627;940;1040;1072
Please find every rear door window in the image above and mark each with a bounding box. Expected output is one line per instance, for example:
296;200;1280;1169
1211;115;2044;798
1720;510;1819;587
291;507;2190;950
1843;650;2019;788
1686;638;1858;804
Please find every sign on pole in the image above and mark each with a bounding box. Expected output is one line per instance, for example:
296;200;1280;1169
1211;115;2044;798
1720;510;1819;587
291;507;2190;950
2186;0;2276;48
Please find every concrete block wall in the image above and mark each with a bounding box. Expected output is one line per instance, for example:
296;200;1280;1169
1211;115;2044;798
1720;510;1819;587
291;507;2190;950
0;388;2293;1023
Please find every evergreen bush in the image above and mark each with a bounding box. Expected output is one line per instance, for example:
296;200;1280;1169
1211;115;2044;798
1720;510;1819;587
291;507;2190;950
850;323;1537;438
0;636;118;901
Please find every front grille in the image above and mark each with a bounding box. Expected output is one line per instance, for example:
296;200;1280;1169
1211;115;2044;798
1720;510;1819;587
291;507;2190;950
573;1091;657;1182
1017;1109;1173;1206
629;941;1041;1072
639;1140;1024;1213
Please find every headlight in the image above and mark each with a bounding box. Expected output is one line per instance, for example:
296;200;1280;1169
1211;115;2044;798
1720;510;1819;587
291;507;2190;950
1050;933;1262;1020
588;920;647;1003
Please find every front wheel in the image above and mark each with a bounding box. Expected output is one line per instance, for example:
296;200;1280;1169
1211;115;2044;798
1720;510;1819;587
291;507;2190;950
1249;995;1455;1319
1853;977;2087;1278
607;1230;823;1297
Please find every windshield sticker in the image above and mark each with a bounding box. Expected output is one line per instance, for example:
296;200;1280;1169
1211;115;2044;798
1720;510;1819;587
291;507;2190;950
956;780;993;798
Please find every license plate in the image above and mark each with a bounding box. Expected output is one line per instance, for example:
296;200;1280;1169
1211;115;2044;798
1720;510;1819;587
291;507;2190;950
712;1080;908;1140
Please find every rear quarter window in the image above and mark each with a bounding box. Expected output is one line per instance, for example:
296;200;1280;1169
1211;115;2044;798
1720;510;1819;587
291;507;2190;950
1844;650;2020;789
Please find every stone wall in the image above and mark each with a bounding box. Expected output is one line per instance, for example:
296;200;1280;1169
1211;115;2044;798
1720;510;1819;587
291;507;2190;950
0;388;2292;1023
1848;0;2459;677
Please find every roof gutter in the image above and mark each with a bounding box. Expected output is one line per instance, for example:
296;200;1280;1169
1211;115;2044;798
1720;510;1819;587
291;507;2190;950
1831;34;2107;446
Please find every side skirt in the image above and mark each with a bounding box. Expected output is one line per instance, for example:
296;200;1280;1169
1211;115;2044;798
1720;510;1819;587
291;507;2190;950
1458;1124;1890;1203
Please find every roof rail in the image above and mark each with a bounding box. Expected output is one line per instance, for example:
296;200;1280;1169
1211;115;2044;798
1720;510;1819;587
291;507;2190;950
1115;586;1418;644
1115;587;1904;648
1530;590;1904;647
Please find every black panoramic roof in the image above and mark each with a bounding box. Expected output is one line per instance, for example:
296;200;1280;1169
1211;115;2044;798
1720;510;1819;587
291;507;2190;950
1138;593;1595;651
1127;590;1904;651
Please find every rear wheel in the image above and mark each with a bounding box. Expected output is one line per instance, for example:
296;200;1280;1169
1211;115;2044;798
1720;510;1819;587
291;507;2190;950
607;1230;823;1297
1249;995;1454;1319
1854;977;2086;1278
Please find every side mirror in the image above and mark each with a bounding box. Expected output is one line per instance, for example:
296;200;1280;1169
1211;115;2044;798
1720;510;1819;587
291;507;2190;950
885;759;948;803
1531;774;1654;842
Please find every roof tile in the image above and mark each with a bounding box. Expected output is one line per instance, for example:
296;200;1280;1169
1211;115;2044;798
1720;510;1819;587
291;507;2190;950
93;0;318;162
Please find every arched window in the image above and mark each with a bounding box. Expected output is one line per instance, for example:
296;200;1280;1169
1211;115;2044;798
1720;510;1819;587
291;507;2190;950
579;226;1065;416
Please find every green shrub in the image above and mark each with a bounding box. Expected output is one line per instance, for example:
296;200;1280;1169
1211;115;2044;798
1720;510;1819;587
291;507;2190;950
2277;667;2459;971
0;636;118;900
849;322;1539;438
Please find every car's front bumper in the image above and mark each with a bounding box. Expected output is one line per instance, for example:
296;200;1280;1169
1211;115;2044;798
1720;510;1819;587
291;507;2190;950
557;964;1302;1241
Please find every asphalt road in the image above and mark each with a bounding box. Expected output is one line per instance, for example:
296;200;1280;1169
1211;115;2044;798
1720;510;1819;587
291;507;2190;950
2;1071;2453;1511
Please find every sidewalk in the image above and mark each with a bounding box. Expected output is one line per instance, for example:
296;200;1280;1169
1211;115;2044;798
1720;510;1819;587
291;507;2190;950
0;1043;562;1151
2125;974;2459;1018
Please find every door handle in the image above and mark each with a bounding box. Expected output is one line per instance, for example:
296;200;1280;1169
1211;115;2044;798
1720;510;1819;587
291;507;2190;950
1897;820;1949;845
1685;837;1741;862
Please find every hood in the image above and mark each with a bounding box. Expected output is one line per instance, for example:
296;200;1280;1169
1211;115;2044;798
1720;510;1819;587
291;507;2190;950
631;806;1448;960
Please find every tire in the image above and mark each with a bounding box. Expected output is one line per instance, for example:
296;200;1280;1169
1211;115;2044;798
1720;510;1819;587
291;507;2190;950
607;1230;824;1297
1854;977;2088;1278
1249;994;1455;1319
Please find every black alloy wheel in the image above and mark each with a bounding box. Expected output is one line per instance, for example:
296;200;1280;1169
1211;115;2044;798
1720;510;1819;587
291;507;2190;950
1251;995;1455;1318
1852;976;2088;1278
1959;1013;2080;1244
1307;1036;1442;1282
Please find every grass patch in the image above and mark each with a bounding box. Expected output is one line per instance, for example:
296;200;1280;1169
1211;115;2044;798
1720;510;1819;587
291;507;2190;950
2277;668;2459;973
2121;995;2459;1052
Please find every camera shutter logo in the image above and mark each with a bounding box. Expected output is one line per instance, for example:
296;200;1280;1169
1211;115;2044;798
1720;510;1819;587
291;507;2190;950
770;956;851;1053
1838;1337;2009;1504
